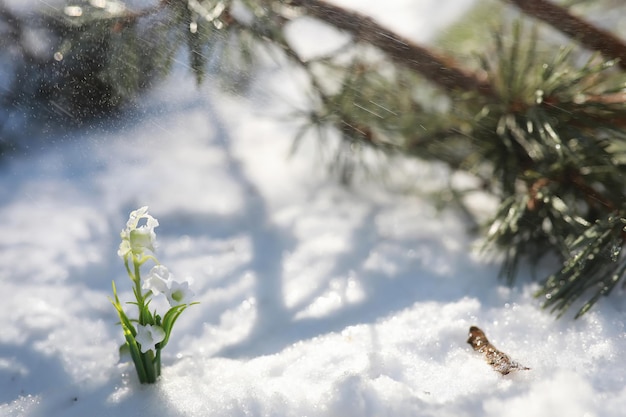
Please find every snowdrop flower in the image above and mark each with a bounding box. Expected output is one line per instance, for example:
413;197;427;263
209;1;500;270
118;206;159;258
135;324;166;353
111;207;197;383
165;279;195;307
143;265;195;307
143;265;171;295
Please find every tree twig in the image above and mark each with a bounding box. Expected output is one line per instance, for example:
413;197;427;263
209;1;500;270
287;0;497;98
506;0;626;70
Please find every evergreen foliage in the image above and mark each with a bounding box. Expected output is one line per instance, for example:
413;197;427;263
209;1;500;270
1;0;625;317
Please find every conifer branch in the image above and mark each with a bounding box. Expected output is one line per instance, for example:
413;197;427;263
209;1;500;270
506;0;626;70
287;0;497;98
4;0;626;318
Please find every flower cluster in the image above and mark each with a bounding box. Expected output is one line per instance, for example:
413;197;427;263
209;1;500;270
144;265;195;308
117;206;159;259
110;206;196;383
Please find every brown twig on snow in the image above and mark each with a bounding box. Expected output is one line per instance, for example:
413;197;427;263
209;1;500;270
507;0;626;70
286;0;497;98
467;326;530;375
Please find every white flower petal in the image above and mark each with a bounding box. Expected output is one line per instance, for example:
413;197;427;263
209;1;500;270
165;279;195;307
117;240;131;258
118;206;159;257
126;206;150;229
143;265;171;295
135;324;165;353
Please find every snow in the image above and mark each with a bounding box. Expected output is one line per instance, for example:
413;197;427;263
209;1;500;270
1;1;626;416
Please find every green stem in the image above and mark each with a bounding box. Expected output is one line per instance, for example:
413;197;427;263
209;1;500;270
127;337;149;383
131;257;159;383
133;259;147;324
155;348;162;378
141;350;157;383
123;256;133;281
111;281;151;383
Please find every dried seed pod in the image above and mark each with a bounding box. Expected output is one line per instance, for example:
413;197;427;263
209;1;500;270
467;326;530;375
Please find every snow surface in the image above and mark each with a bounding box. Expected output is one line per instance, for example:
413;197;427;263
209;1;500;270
1;1;626;416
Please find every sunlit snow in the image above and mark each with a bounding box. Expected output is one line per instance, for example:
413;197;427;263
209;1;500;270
1;1;625;417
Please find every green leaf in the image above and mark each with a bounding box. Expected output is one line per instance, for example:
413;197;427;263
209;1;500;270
110;281;149;383
159;302;199;350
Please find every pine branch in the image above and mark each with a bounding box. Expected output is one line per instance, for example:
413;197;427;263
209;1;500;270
5;0;626;317
538;215;626;318
287;0;496;98
506;0;626;70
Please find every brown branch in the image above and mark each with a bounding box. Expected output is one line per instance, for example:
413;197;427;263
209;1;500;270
507;0;626;70
287;0;497;98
